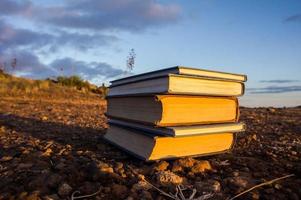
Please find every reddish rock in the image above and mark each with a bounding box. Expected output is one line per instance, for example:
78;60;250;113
153;161;169;171
191;160;212;173
156;171;183;186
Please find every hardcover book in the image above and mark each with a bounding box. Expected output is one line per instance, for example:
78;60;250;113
104;124;236;161
107;95;239;126
109;118;245;137
111;66;247;86
108;74;244;97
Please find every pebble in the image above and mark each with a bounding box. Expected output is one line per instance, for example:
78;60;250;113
58;183;73;197
195;179;221;193
0;156;13;162
44;194;60;200
191;160;212;173
225;176;251;193
171;164;183;173
174;157;196;168
156;171;183;186
131;180;152;192
98;163;114;174
153;161;169;171
42;148;53;157
41;116;48;121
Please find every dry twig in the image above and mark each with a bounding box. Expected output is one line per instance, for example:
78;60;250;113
71;187;102;200
229;174;295;200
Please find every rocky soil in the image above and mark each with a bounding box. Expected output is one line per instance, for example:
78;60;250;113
0;96;300;200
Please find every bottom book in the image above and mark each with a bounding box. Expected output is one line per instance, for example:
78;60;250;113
104;124;236;161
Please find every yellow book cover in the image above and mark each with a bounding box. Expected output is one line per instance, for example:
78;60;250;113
107;95;239;126
104;124;235;161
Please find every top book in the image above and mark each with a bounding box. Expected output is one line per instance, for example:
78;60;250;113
111;66;247;86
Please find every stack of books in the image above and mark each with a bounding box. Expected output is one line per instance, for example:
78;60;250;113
104;66;247;161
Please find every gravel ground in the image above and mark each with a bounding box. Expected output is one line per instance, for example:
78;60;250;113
0;96;300;200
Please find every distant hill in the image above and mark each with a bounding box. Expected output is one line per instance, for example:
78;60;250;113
0;70;107;99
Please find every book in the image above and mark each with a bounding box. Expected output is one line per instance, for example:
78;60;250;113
111;66;247;86
109;118;245;137
107;95;239;126
108;74;244;97
104;124;236;161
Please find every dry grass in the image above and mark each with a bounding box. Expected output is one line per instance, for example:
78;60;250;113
0;71;106;99
0;72;50;95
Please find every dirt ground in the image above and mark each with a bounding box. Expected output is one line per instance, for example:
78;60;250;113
0;96;300;200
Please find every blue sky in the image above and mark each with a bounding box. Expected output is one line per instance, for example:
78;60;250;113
0;0;301;107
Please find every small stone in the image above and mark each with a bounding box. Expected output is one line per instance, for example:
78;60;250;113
174;157;196;168
22;149;31;154
42;148;52;157
191;160;212;173
154;161;169;171
274;184;281;190
291;151;297;155
58;183;73;197
156;171;183;186
225;176;251;193
44;194;60;200
112;184;128;199
137;174;145;180
171;164;183;173
232;171;240;177
0;126;5;131
131;180;152;192
41;116;48;121
0;156;13;162
195;179;221;193
98;163;114;174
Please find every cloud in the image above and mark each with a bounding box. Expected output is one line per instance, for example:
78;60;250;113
1;0;181;31
0;0;32;16
0;20;117;53
50;57;124;80
0;20;53;50
0;50;125;82
0;0;181;82
248;86;301;94
260;80;299;83
284;14;301;23
0;50;56;78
